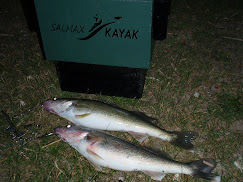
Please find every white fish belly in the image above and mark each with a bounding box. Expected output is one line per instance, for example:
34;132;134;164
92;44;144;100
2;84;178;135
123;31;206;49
85;147;191;175
64;113;132;131
74;116;126;130
71;114;159;134
62;111;165;140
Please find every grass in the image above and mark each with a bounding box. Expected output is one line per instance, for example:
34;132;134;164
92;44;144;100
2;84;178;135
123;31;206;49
0;0;242;181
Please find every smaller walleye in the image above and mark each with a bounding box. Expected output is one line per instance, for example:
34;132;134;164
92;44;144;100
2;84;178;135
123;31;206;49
55;126;220;181
43;98;198;149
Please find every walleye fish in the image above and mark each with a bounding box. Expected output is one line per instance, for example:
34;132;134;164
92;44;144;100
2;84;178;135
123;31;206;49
55;126;220;181
43;98;198;149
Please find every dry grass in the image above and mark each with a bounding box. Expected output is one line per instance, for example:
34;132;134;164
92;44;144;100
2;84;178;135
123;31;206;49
0;0;242;181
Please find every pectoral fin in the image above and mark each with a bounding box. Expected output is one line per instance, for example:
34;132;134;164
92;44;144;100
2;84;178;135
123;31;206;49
75;113;91;119
128;131;149;143
86;148;103;160
142;171;166;181
87;159;102;171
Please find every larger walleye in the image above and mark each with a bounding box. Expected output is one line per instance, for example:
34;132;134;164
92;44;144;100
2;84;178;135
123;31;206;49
55;126;220;181
42;98;198;149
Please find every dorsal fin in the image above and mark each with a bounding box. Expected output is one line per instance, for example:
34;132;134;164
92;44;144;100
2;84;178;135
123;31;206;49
100;100;121;109
130;111;159;125
142;146;172;159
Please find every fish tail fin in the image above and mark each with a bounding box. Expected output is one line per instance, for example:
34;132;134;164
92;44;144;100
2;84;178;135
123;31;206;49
170;131;199;150
188;158;221;181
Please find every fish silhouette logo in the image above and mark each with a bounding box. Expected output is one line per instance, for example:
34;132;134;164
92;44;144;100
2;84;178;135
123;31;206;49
78;14;122;40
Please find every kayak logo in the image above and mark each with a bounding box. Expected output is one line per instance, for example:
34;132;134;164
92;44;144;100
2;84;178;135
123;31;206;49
105;28;139;39
51;24;85;34
50;15;140;40
77;14;139;40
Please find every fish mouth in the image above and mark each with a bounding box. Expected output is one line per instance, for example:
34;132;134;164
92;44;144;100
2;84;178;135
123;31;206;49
42;99;76;114
55;127;67;141
54;127;63;135
55;126;89;143
42;100;57;114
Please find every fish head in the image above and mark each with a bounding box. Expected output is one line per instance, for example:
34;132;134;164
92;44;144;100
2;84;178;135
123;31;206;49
42;98;76;115
55;126;89;145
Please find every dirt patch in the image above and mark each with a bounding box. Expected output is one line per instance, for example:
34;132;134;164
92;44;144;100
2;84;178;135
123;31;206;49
230;120;243;132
